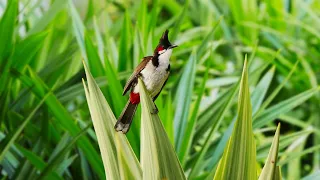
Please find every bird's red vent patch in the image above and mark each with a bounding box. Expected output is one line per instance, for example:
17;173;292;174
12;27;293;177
130;92;140;104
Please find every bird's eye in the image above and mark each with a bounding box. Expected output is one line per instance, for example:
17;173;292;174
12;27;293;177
157;46;164;52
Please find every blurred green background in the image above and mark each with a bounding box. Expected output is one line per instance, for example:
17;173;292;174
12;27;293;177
0;0;320;179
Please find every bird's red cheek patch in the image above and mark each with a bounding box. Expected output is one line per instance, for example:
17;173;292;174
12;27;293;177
130;92;140;104
157;46;164;52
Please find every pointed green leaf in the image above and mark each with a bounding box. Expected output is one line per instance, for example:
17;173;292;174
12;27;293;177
259;123;281;180
139;78;186;180
214;57;257;180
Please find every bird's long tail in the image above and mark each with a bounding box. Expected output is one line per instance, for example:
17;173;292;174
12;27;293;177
114;100;138;134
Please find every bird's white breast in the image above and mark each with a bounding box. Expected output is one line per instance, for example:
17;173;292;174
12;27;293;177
133;49;172;97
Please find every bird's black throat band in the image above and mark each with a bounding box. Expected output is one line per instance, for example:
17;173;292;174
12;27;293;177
152;54;159;67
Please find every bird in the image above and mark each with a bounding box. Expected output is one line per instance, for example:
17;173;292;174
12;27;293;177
114;30;178;134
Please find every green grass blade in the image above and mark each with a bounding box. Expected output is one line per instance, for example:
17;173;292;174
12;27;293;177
189;83;239;179
0;30;46;95
251;66;275;114
278;144;320;166
12;32;48;71
205;119;235;176
14;67;105;178
174;50;197;153
139;78;186;180
194;46;257;144
0;0;18;62
179;61;209;165
158;92;174;144
93;16;105;62
227;0;258;44
15;144;61;180
214;57;257;180
0;93;49;162
286;133;306;180
68;0;86;59
27;0;67;35
36;123;92;180
137;0;147;42
103;54;126;116
196;18;222;61
259;123;281;180
170;0;190;41
84;31;105;77
194;84;238;142
148;0;160;32
257;130;312;160
266;0;285;31
118;10;132;71
253;87;320;129
85;0;94;22
83;62;141;180
253;60;299;118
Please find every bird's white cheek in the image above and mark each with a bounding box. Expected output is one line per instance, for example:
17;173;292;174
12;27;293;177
158;49;172;65
159;49;166;54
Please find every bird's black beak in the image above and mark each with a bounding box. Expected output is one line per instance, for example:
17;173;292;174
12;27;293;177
169;45;178;49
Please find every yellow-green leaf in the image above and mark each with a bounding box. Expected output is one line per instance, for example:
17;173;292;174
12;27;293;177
274;166;282;180
83;62;141;180
138;78;186;180
214;57;257;180
259;123;281;180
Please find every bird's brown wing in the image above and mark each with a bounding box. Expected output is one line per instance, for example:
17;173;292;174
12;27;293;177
122;56;153;95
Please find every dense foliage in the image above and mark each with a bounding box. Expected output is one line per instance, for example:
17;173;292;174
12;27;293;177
0;0;320;179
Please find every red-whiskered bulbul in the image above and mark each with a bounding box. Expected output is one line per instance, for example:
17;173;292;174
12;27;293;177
114;30;177;134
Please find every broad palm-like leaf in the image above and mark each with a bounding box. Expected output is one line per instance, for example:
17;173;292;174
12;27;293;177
83;62;142;180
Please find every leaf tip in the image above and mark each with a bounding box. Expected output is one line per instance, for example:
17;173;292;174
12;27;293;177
82;59;90;74
275;123;281;136
81;78;86;86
